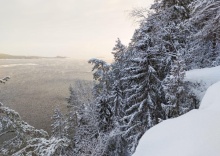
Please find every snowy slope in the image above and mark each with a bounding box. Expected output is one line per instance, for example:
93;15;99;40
133;66;220;156
186;66;220;85
185;66;220;100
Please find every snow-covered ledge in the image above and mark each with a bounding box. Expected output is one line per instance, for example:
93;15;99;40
185;66;220;100
134;66;220;156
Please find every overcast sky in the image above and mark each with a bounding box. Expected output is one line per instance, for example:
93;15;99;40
0;0;154;60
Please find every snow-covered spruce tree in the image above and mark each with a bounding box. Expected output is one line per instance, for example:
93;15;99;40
187;0;220;68
88;59;114;133
66;80;101;155
97;98;113;133
87;59;116;155
72;103;99;156
148;0;198;114
51;108;66;138
0;102;48;156
88;59;111;97
67;86;81;109
66;80;95;141
71;79;126;156
119;0;196;153
112;38;126;63
96;39;133;156
87;51;131;155
121;25;164;154
65;85;82;142
14;136;72;156
111;80;124;119
8;107;71;156
67;80;94;108
163;52;186;118
149;0;192;70
111;38;126;119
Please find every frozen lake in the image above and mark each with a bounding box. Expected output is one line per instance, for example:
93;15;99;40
0;58;93;132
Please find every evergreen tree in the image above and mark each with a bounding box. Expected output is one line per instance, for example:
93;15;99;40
163;52;186;118
119;0;194;153
0;102;48;156
51;108;66;138
111;38;126;119
187;0;220;68
89;59;114;133
88;58;111;97
120;23;164;153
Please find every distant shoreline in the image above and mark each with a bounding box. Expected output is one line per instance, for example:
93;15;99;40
0;53;67;59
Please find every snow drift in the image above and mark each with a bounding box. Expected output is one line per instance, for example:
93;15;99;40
134;67;220;156
185;66;220;100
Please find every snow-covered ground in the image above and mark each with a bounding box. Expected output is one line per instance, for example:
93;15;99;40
134;66;220;156
185;66;220;100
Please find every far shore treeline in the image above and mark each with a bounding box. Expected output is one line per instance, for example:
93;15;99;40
0;53;67;59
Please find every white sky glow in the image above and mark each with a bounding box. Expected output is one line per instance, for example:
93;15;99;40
0;0;154;59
